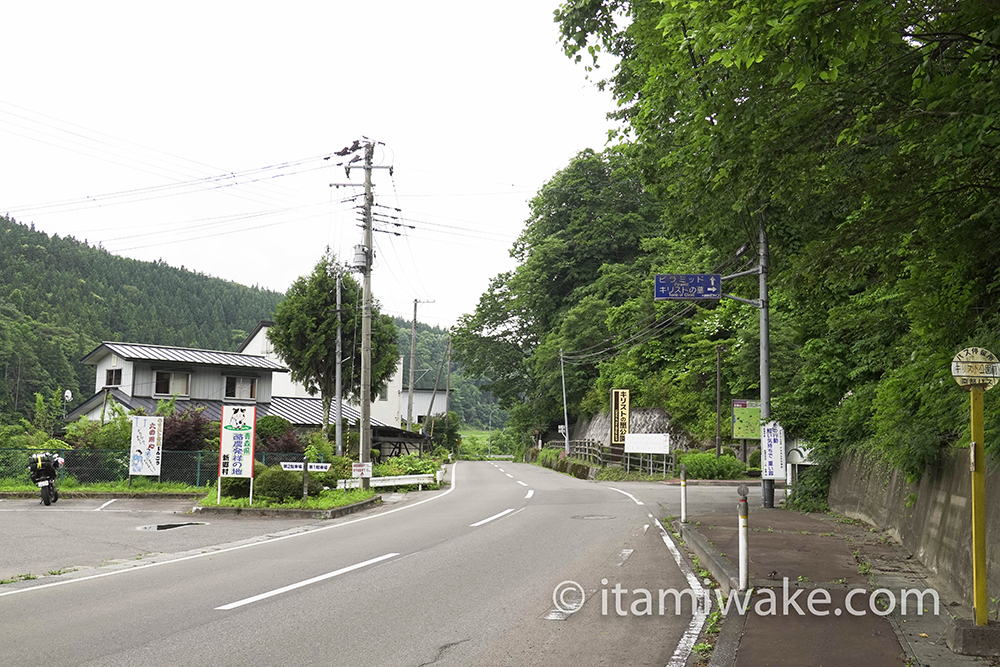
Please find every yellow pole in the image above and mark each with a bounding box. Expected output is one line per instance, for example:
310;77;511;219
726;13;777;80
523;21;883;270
970;386;988;626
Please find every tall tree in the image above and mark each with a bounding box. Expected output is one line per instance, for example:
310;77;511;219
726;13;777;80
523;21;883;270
267;251;400;440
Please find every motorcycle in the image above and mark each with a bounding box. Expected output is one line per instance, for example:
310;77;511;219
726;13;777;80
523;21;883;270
28;452;63;506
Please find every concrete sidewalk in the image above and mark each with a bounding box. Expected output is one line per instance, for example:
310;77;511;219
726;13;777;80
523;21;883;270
673;504;989;667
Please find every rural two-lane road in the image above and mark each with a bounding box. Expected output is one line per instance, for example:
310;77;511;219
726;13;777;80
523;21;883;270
0;462;742;666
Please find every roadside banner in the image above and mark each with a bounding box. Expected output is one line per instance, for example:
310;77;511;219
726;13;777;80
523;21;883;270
129;416;163;477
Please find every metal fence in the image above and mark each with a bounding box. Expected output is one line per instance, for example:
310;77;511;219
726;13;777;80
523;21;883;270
0;449;319;488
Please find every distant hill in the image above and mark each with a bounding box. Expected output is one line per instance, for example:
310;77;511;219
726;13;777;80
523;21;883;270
0;216;284;423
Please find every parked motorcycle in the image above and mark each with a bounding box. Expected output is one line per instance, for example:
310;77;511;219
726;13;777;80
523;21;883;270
28;452;63;506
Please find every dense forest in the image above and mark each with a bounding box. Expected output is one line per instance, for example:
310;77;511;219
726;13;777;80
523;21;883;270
0;217;285;423
393;317;505;430
454;0;1000;496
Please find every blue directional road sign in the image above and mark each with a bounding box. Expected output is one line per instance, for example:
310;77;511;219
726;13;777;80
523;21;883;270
654;274;722;301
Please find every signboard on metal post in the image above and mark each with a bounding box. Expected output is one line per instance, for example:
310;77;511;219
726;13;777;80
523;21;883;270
352;462;373;478
217;405;256;504
129;416;163;477
623;433;671;454
760;420;785;480
611;389;630;446
654;274;722;301
280;462;333;472
731;399;762;439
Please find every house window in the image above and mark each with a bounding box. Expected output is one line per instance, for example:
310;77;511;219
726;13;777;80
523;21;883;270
225;376;257;400
155;371;190;396
379;385;388;401
106;368;122;387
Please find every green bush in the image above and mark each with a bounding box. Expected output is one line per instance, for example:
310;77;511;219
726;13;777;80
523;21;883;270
255;466;323;503
319;455;353;486
220;460;266;498
748;449;761;468
720;446;737;458
679;452;746;480
372;453;440;478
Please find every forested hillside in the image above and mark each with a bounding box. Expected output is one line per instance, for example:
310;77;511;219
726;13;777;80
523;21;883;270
455;0;1000;495
393;317;504;429
0;217;284;422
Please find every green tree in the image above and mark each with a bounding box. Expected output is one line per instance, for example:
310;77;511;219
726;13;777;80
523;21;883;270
267;251;400;440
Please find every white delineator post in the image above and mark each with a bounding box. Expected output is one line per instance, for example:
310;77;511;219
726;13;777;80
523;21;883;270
680;463;688;523
738;483;750;591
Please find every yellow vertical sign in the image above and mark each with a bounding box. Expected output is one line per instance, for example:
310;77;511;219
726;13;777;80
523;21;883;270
611;389;630;446
951;347;997;627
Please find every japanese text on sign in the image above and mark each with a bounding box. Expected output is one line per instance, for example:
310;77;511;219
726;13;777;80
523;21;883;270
611;389;630;445
654;274;722;301
760;421;786;480
219;405;256;478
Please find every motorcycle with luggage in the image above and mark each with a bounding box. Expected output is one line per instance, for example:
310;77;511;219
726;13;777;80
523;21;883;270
28;452;63;506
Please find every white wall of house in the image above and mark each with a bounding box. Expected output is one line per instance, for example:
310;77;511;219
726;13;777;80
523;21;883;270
242;323;403;427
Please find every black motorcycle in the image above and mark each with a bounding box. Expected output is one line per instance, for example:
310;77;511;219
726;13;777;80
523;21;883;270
28;452;62;506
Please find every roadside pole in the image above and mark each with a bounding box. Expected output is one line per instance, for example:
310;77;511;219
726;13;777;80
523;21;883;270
737;483;749;591
680;464;688;523
950;346;998;627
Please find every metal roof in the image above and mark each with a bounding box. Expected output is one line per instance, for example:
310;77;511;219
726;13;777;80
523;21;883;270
65;391;385;429
82;342;287;371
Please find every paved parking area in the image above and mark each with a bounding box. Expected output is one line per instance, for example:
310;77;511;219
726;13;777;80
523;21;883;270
0;497;324;583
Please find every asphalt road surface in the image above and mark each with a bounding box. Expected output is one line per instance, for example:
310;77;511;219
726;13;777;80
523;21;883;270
0;462;759;666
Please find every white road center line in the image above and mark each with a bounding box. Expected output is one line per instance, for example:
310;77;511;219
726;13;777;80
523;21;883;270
516;481;528;487
95;499;117;511
607;487;644;505
505;473;514;479
525;490;534;499
470;508;515;527
216;553;399;610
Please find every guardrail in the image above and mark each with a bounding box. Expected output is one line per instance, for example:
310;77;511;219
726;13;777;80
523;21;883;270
334;470;444;491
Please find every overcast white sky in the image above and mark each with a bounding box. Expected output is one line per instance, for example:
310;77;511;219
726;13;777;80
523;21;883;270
1;2;616;331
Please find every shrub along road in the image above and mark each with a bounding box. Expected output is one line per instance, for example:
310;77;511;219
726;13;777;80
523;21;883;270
0;462;706;666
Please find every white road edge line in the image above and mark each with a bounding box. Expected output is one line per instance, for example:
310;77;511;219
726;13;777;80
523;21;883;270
606;486;644;506
470;508;515;527
652;517;707;667
216;553;399;610
95;499;117;511
525;490;534;499
0;462;460;599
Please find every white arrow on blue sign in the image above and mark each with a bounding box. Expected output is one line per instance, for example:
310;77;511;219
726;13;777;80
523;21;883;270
654;274;722;301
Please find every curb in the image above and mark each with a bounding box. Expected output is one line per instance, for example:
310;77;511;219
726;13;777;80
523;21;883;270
192;495;381;519
673;519;742;667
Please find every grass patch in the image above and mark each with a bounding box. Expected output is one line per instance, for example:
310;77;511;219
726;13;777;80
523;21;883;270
199;487;376;510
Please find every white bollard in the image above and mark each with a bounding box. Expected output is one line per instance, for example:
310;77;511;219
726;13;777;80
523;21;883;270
738;483;749;590
680;464;688;523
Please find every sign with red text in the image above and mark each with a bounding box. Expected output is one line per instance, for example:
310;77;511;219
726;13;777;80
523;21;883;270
129;416;163;476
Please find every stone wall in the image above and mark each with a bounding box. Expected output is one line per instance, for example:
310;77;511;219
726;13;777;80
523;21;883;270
572;408;694;449
829;448;998;605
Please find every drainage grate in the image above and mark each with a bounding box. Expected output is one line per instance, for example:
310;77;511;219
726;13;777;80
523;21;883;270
136;522;207;531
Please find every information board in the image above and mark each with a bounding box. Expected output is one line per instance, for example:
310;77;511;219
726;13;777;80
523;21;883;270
219;405;256;478
623;433;671;454
731;399;761;439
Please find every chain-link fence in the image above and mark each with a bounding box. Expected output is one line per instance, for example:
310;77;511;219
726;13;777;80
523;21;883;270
0;449;320;488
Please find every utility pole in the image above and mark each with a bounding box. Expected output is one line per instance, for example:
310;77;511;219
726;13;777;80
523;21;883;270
335;269;343;456
759;222;773;507
359;140;375;490
407;299;434;432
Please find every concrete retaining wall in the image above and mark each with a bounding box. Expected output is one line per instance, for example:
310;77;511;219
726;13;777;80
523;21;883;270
829;448;998;605
573;407;694;449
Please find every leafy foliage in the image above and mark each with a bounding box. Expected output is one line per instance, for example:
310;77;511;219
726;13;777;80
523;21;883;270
267;251;399;440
